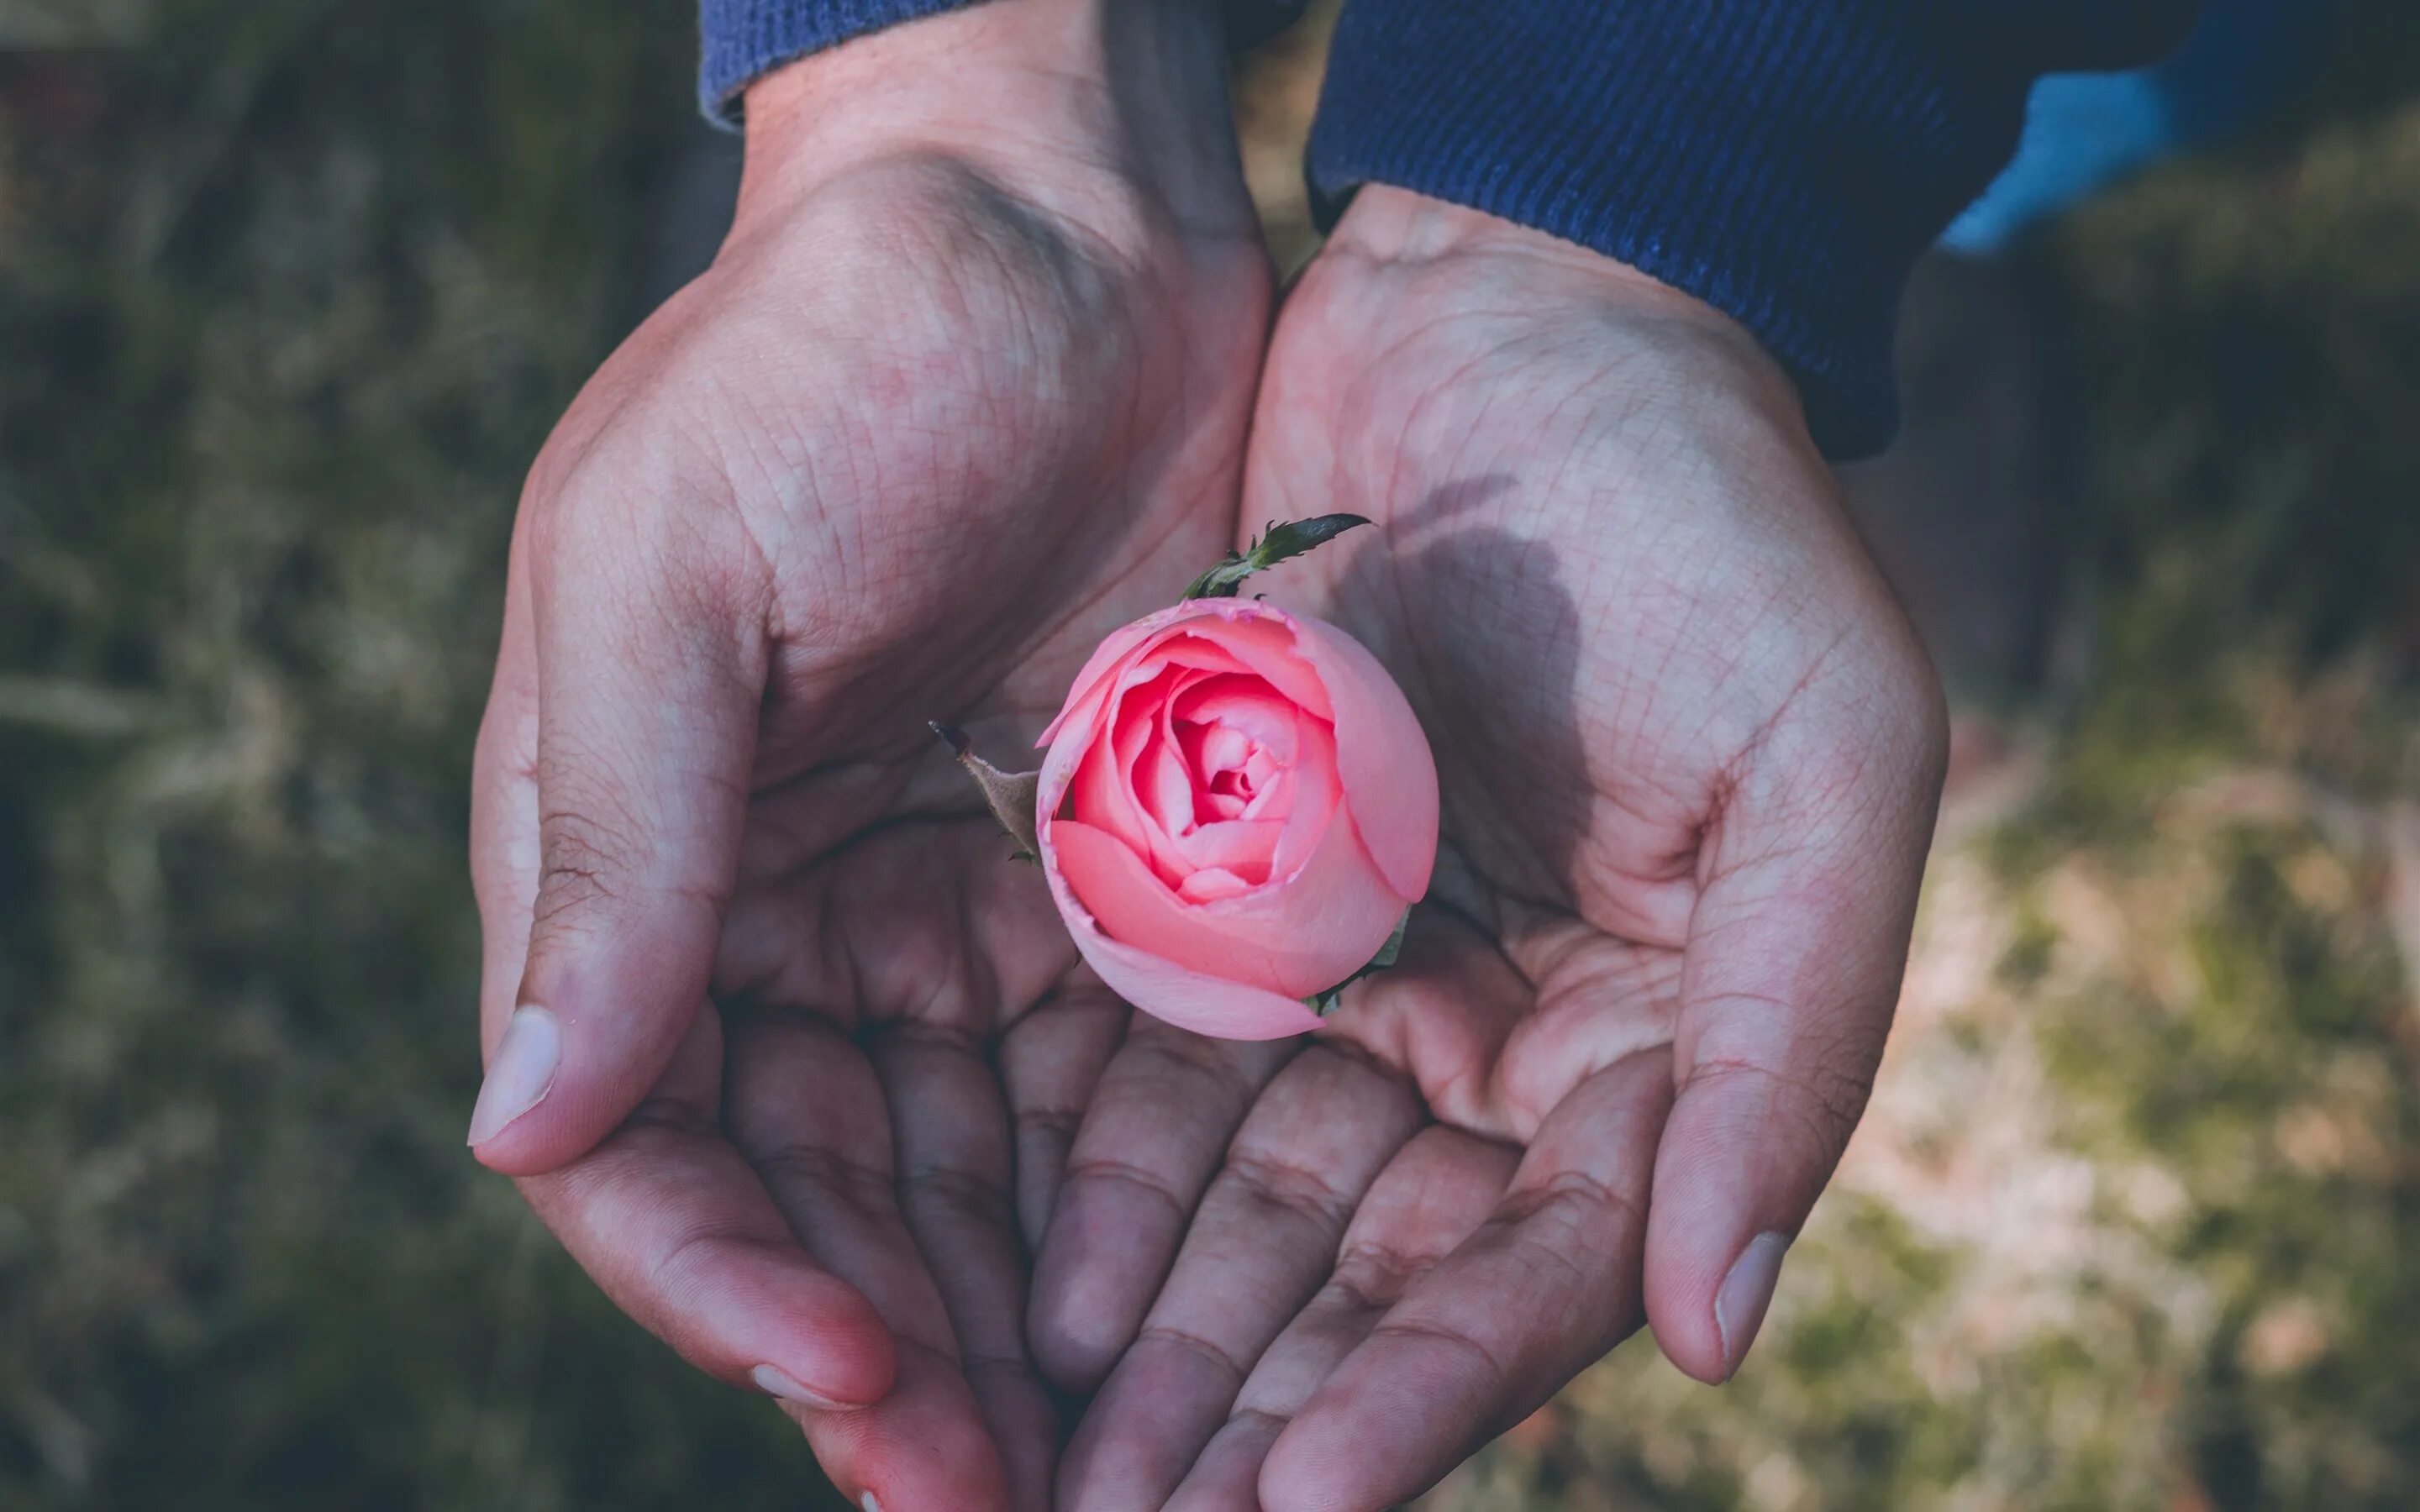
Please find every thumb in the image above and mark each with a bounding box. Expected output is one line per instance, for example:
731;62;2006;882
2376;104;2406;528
1644;659;1946;1383
470;486;771;1177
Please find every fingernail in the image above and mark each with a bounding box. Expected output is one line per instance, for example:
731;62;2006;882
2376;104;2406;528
859;1495;881;1512
466;1005;560;1147
1714;1231;1791;1379
751;1363;851;1412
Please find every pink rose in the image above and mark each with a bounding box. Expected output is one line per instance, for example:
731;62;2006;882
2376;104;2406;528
1035;597;1439;1040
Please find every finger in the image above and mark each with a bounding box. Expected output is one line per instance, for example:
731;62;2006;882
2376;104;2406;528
1028;1021;1297;1390
1166;1127;1518;1511
513;1004;896;1411
1646;685;1946;1383
1257;1050;1671;1512
998;976;1132;1251
472;484;771;1176
870;1021;1062;1512
725;1012;1014;1512
1058;1044;1423;1510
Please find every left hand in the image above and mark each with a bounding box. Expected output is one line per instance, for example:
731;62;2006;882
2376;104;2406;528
1027;186;1950;1510
465;5;1270;1505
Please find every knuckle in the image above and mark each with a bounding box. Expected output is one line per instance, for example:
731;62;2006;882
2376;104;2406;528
1014;1105;1084;1142
640;1221;776;1330
1136;1323;1252;1384
1686;1051;1873;1158
1365;1315;1510;1400
1118;1032;1272;1116
1330;1242;1433;1312
748;1141;894;1216
1220;1150;1354;1233
1226;1404;1292;1437
1060;1154;1191;1224
529;790;641;927
897;1163;1015;1234
1499;1166;1648;1240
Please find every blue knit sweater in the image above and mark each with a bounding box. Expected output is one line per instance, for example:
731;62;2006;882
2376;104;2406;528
698;0;2200;457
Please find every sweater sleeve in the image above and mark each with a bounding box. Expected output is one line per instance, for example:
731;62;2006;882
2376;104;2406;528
699;0;1302;123
1306;1;2204;457
699;0;975;121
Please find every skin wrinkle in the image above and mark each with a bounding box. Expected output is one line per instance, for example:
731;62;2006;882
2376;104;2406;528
1354;1313;1511;1407
745;168;1190;730
1322;1255;1418;1317
1053;1153;1197;1227
1681;1043;1879;1147
639;1222;797;1326
748;1142;904;1228
1216;1147;1367;1236
1134;1322;1255;1387
1223;1404;1293;1438
896;1162;1023;1250
1013;1104;1084;1141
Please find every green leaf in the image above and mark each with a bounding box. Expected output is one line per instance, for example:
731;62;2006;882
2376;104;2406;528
1181;513;1372;600
929;722;1041;861
1365;908;1410;972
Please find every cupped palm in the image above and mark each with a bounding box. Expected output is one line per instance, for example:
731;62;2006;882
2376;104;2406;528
1034;189;1947;1512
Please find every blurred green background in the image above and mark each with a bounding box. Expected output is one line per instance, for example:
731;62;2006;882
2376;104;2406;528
3;2;2417;1508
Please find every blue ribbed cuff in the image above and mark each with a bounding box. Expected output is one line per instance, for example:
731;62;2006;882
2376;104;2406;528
1307;0;2198;458
699;0;985;123
701;1;1306;125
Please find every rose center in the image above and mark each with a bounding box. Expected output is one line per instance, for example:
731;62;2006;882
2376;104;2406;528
1177;717;1279;823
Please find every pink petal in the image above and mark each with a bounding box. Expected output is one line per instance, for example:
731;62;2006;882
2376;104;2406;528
1189;722;1251;777
1038;610;1177;748
1279;610;1438;903
1071;689;1187;886
1039;822;1325;1041
1176;867;1253;903
1134;726;1196;837
1171;817;1283;879
1193;776;1406;980
1150;638;1255;680
1268;713;1335;879
1062;805;1399;1002
1173;676;1303;760
1041;599;1338;749
1052;819;1386;999
1240;748;1279;794
1182;612;1334;722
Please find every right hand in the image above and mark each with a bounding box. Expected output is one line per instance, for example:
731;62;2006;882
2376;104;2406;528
1034;186;1948;1510
465;5;1269;1505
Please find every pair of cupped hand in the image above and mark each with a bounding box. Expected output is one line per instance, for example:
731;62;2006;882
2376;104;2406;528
466;7;1949;1508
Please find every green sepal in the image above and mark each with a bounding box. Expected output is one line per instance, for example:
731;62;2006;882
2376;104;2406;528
1182;514;1372;601
930;722;1041;862
1302;907;1413;1017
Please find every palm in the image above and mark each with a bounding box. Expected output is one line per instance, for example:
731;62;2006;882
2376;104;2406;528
1034;193;1946;1511
473;150;1268;1511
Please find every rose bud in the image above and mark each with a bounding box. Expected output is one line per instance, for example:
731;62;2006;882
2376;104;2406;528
1034;597;1438;1040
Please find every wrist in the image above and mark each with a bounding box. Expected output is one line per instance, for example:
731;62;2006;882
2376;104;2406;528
1324;186;1718;322
733;0;1248;243
1311;185;1811;441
